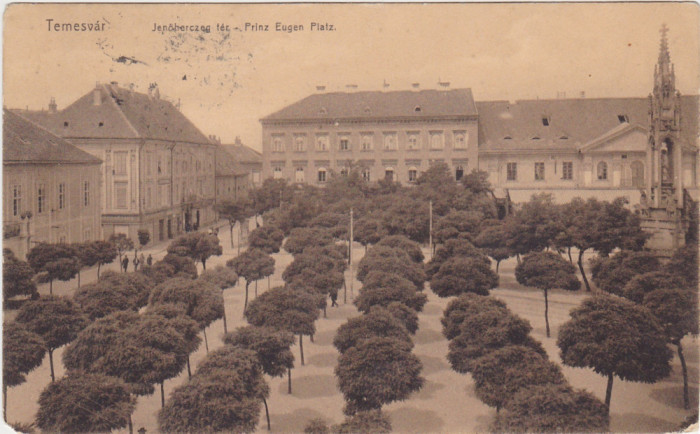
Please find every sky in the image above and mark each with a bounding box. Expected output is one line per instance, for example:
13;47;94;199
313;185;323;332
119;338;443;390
3;3;699;151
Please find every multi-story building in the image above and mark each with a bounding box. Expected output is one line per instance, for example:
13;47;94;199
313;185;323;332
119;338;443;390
221;137;263;188
21;82;218;243
214;145;250;204
3;109;102;258
260;89;479;185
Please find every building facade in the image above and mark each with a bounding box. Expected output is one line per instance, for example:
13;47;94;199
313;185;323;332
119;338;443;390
3;110;102;258
260;89;479;185
215;144;250;204
222;137;263;188
22;82;218;243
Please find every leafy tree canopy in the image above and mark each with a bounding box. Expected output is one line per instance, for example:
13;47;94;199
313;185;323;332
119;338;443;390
333;307;412;354
227;248;275;284
245;286;320;336
149;277;224;329
284;227;335;256
516;251;580;291
354;271;427;314
3;321;45;388
159;253;198;279
332;410;392;434
441;293;508;340
433;210;483;245
622;271;687;304
249;225;285;254
26;243;81;285
425;238;489;279
643;288;699;344
224;325;295;378
385;301;420;335
3;248;37;300
353;215;387;248
430;256;498;298
357;246;426;290
198;265;239;290
194;346;270;401
376;235;424;263
591;250;660;295
15;295;88;351
167;232;223;270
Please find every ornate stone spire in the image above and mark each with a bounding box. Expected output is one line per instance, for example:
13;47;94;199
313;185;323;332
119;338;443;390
658;23;670;65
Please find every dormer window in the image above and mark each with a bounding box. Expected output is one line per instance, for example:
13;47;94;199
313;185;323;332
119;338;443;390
364;106;371;114
63;121;69;127
542;117;550;126
532;136;541;140
98;122;104;127
319;107;327;115
618;114;628;123
559;135;568;140
414;106;422;112
504;136;512;140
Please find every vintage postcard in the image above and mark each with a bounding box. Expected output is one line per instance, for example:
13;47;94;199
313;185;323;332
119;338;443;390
2;3;698;434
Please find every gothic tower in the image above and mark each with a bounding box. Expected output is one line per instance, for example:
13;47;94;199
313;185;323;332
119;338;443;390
641;24;688;255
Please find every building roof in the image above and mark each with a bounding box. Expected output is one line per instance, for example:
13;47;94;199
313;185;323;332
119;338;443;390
221;141;262;165
3;109;102;165
476;95;699;152
262;88;477;122
215;145;248;177
19;83;211;144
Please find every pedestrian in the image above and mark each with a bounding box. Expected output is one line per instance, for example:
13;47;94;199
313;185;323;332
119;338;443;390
147;254;153;266
133;254;140;272
330;289;338;307
139;253;146;268
122;256;129;273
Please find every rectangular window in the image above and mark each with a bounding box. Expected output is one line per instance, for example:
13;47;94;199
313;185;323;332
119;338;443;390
37;183;46;213
506;163;517;181
57;183;66;210
295;167;305;183
12;185;21;217
534;162;545;181
294;135;306;152
316;135;328;152
273;166;283;179
406;133;420;150
83;181;90;206
339;136;350;151
114;151;128;175
84;228;91;241
362;168;371;181
318;169;327;183
383;133;397;150
430;131;444;149
453;131;468;149
408;169;418;182
361;134;373;151
562;162;573;180
272;135;284;152
115;182;128;209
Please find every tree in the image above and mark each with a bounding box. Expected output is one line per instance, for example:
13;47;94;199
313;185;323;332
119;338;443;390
665;243;698;289
160;252;198;278
505;194;561;257
310;212;350;239
245;286;319;371
249;224;285;253
251;178;294;216
354;216;386;252
590;250;660;295
461;169;494;195
557;295;673;411
474;220;513;272
354;271;427;314
88;240;118;278
470;345;566;412
3;248;37;301
73;281;134;320
430;256;498;298
26;242;81;294
72;241;97;288
3;321;45;420
199;265;239;333
193;346;269;404
333;410;393;433
376;235;424;263
15;295;88;382
333;307;413;354
441;293;508;340
622;271;686;304
145;303;202;381
643;289;699;409
224;325;295;429
98;270;154;309
425;238;488;278
284;252;344;316
284;227;334;255
227;248;275;312
335;337;423;415
515;251;580;337
433;210;483;246
385;301;420;335
380;195;430;243
167;232;223;270
491;384;609;433
108;233;135;265
149;277;224;352
137;228;151;248
216;198;252;248
447;307;545;374
36;372;135;433
356;246;426;290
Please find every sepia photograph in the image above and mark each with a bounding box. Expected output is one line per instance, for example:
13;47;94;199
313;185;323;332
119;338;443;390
2;2;699;433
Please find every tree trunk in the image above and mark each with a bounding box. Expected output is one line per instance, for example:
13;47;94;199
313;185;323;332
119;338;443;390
516;254;521;265
577;249;591;292
678;342;690;409
567;247;573;264
310;334;314;343
203;328;209;353
343;278;348;304
244;281;250;315
202;259;207;270
3;383;7;422
268;276;271;290
299;334;305;366
544;288;550;338
238;225;242;255
49;279;53;295
255;280;258;297
78;270;81;288
496;260;501;273
97;262;102;278
48;349;55;382
187;356;192;379
230;224;235;248
604;373;614;412
263;397;271;431
160;382;165;408
128;414;133;434
288;367;292;394
222;307;229;334
323;305;327;318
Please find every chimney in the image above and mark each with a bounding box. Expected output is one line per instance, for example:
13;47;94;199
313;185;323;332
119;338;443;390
412;83;420;89
316;85;326;91
345;84;358;90
438;81;450;88
48;97;57;114
580;91;586;98
235;136;242;145
93;86;102;106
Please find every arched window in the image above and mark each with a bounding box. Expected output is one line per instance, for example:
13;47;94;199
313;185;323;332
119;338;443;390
597;161;608;180
408;167;418;183
385;167;395;182
455;165;464;181
362;168;371;182
295;167;305;183
273;166;283;179
318;168;327;183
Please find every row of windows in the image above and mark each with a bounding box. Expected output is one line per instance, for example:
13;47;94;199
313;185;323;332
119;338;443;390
506;162;574;182
273;165;467;183
271;130;468;153
11;182;90;217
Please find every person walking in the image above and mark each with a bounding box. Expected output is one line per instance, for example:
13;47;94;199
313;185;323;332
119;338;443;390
147;254;153;266
139;253;146;268
330;288;339;307
122;256;129;273
133;253;140;272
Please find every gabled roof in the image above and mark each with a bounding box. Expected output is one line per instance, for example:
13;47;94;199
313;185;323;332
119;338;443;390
221;143;262;164
20;83;211;144
3;109;102;165
578;122;648;152
262;88;477;122
476;95;698;152
215;146;248;177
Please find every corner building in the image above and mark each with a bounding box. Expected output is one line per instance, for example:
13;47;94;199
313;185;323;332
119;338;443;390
260;89;479;184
